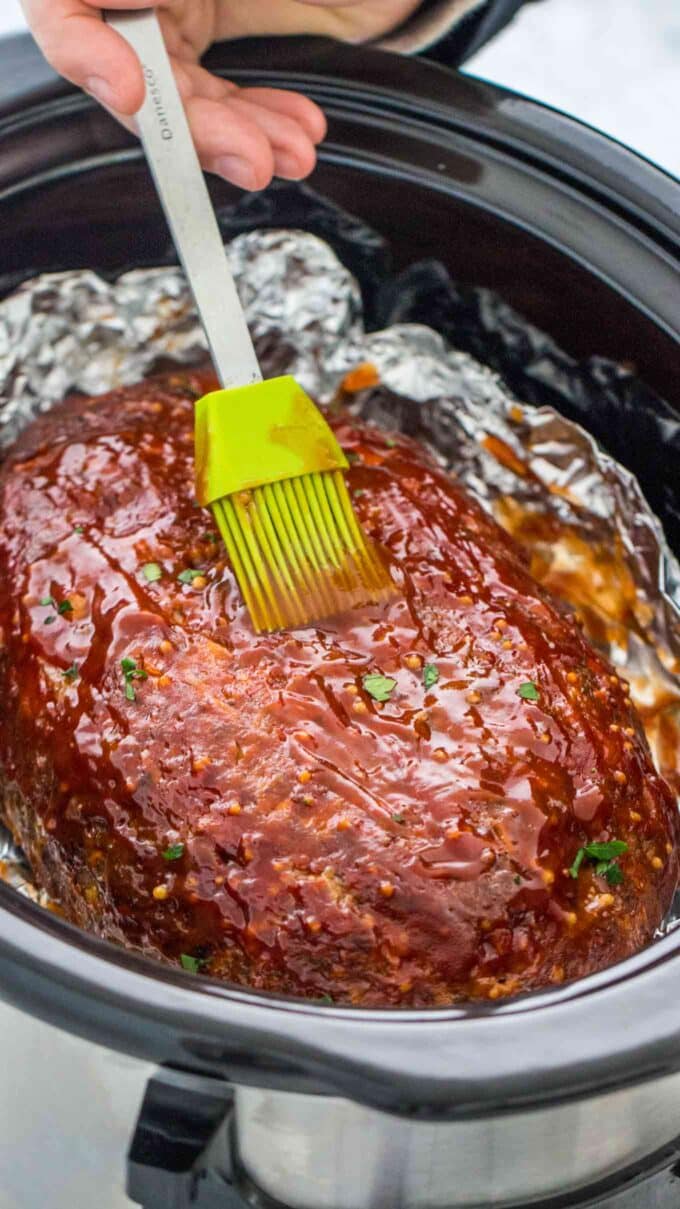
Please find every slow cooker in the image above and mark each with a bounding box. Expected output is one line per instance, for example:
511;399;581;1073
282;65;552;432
0;32;679;1209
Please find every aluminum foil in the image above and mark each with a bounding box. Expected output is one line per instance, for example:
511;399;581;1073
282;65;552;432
1;228;679;929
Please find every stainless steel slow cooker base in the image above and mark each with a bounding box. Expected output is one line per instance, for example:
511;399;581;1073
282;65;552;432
4;995;680;1209
233;1085;680;1209
0;1001;154;1209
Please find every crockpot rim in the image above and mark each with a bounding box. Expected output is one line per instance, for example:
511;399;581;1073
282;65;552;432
0;36;679;1119
2;879;680;1120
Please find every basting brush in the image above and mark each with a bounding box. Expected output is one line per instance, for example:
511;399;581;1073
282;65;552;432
107;9;393;632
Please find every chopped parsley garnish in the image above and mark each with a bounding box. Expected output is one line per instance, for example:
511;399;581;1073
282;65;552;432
385;437;397;448
601;862;624;885
162;842;185;861
317;994;334;1005
345;450;360;464
362;672;397;703
178;568;202;584
518;681;540;702
40;596;73;620
121;656;148;702
569;848;586;879
569;839;629;882
180;954;204;974
142;562;162;583
423;663;439;690
513;874;522;885
63;662;79;682
581;841;628;860
392;812;406;824
73;525;84;535
203;531;217;542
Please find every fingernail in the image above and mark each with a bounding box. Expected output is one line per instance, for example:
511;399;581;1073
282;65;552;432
213;156;257;191
85;76;117;108
275;153;304;180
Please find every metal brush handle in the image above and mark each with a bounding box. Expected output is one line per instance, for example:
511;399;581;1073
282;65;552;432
104;8;262;390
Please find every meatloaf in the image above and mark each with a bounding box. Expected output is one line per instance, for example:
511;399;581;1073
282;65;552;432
0;370;677;1006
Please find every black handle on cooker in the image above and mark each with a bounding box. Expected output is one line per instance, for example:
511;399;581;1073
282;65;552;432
127;1067;298;1209
127;1068;242;1209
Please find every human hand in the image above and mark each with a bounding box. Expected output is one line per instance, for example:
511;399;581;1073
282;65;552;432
23;1;422;190
21;0;336;191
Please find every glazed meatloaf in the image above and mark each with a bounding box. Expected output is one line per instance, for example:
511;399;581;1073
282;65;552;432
0;370;677;1006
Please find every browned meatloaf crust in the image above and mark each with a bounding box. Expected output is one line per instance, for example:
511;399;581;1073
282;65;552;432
0;370;677;1006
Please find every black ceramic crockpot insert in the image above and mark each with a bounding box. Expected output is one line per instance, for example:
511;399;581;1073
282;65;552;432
0;36;678;1120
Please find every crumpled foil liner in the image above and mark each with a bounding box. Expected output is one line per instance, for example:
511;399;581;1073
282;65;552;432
1;222;679;933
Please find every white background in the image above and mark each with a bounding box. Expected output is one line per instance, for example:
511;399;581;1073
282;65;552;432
0;0;678;177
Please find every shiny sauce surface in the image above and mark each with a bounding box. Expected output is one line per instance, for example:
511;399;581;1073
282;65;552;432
0;372;677;1005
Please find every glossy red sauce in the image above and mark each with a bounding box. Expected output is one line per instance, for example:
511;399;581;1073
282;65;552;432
0;371;677;1005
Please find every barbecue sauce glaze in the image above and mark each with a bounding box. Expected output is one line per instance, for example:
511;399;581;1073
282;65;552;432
0;371;677;1005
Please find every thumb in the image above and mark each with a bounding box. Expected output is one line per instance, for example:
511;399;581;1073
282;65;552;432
22;1;148;115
